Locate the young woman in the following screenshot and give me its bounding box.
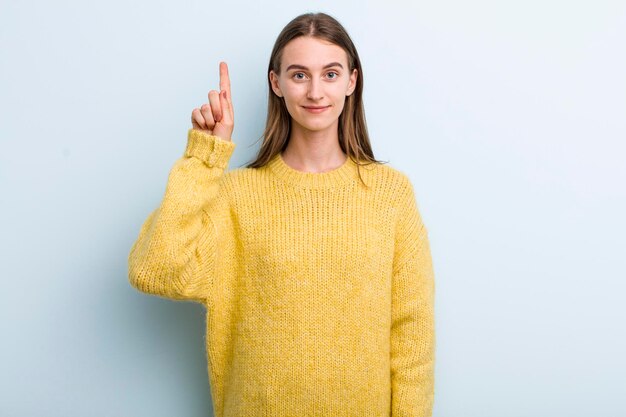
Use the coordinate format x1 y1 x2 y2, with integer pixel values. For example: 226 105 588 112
128 12 435 417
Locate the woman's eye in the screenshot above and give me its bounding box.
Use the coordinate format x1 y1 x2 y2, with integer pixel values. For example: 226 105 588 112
292 72 339 80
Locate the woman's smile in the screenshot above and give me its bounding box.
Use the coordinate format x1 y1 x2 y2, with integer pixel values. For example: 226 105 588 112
302 105 330 113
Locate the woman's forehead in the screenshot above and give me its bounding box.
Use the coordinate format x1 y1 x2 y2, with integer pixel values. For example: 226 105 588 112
281 37 348 70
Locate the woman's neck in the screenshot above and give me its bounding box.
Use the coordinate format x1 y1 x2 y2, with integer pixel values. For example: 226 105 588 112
281 122 346 174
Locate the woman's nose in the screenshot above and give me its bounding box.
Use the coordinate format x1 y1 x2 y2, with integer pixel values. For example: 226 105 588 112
307 78 323 100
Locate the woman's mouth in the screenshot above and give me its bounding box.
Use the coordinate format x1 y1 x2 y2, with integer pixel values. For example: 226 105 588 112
302 105 330 113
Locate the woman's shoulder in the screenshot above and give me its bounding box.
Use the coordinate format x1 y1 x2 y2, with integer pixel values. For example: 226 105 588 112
360 160 415 194
219 163 274 194
220 164 257 187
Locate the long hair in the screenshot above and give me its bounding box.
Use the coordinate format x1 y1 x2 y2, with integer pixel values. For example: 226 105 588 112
245 12 387 186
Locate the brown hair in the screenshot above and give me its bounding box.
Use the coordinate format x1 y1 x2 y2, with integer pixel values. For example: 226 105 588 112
244 12 387 187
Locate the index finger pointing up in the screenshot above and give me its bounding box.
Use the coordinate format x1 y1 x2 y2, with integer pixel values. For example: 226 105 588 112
219 61 233 115
219 62 231 98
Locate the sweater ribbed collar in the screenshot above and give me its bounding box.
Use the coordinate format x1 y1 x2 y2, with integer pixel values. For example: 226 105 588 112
267 152 358 188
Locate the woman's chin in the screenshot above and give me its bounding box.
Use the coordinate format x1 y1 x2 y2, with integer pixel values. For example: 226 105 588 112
293 117 336 132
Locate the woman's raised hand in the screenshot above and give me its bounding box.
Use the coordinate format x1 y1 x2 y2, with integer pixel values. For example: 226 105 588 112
191 61 235 142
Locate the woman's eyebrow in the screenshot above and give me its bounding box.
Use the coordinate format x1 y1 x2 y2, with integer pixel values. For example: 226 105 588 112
285 62 344 71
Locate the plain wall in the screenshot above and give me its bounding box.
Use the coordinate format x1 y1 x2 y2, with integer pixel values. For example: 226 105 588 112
1 0 625 416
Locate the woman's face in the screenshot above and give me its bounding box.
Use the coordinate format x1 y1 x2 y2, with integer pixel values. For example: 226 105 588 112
269 36 358 135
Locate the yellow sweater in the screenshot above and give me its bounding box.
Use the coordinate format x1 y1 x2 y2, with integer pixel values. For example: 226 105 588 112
128 129 436 417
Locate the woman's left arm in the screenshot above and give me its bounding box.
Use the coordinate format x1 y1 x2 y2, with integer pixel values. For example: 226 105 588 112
390 176 436 417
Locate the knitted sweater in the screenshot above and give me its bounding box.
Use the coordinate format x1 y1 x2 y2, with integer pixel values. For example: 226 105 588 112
128 129 436 417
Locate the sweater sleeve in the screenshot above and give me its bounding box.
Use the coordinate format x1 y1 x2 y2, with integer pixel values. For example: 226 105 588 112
127 128 236 304
390 176 436 417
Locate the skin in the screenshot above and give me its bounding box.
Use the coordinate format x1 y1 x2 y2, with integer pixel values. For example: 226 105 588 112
269 36 358 173
191 62 234 142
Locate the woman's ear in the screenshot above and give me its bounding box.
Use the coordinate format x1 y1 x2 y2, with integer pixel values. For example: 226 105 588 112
269 71 283 97
346 68 358 96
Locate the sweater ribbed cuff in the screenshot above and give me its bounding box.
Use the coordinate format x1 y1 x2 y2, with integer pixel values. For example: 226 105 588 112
184 128 236 169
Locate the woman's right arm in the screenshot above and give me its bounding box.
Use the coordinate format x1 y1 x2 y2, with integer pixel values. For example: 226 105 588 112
128 61 236 303
127 129 235 303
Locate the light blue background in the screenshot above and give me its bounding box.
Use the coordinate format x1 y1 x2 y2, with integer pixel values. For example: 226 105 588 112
1 1 625 416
